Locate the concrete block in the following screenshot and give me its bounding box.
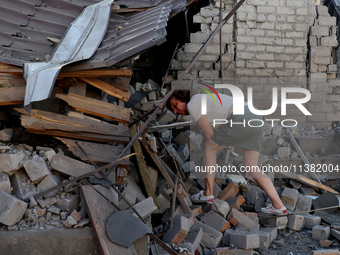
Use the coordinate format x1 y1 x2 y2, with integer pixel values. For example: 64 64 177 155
229 229 259 249
201 210 231 233
51 154 94 177
45 150 56 162
260 227 277 243
184 227 203 251
132 196 158 219
317 5 330 16
318 16 337 26
10 169 39 200
37 174 60 198
295 194 313 212
310 26 330 37
221 228 234 246
277 147 290 158
0 128 13 142
331 228 340 241
281 187 299 211
55 195 80 212
193 219 223 248
287 215 305 231
226 195 245 210
163 215 193 244
260 215 287 230
158 110 176 125
313 225 331 240
321 36 338 47
0 151 25 176
212 199 230 218
23 155 51 184
177 143 189 161
156 192 170 213
256 230 271 249
0 172 11 193
0 190 27 225
212 247 233 255
304 214 322 229
272 125 282 136
228 208 260 230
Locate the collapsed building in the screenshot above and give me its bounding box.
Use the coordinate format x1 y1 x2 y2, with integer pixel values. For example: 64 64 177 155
0 0 339 254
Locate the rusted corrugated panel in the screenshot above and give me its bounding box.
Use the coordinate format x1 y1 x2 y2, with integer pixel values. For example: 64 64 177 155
0 0 183 70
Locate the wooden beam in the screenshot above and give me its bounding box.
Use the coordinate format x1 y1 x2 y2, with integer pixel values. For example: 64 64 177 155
0 66 132 78
81 77 130 102
0 87 25 105
129 125 160 211
16 108 130 137
81 185 138 255
140 138 193 217
56 93 131 124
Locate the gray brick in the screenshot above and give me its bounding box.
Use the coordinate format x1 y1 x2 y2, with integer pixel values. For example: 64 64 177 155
318 16 337 26
295 194 313 212
51 154 94 177
184 227 203 251
277 147 290 158
132 196 158 219
55 195 80 212
321 36 338 47
281 187 299 211
177 143 189 161
0 172 10 194
229 229 259 249
310 26 330 37
193 219 223 248
0 129 13 142
212 199 230 218
260 227 278 243
201 210 231 233
260 215 287 230
10 169 39 200
163 215 193 244
304 214 321 229
0 151 26 176
0 190 27 226
23 155 50 184
312 225 330 240
287 215 305 231
37 174 60 198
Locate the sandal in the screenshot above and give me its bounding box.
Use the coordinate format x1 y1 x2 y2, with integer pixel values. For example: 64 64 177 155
191 190 214 204
261 204 288 216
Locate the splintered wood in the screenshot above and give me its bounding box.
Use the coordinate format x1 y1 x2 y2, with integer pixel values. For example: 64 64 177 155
56 93 130 124
16 108 130 144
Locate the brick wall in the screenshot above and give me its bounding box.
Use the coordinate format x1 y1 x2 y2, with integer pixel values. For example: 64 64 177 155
171 0 339 128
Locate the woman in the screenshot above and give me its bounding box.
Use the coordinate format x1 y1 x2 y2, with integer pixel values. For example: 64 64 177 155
166 89 287 215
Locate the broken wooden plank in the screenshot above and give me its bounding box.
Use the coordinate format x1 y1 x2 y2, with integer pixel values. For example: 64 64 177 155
56 93 131 124
148 121 193 132
140 138 193 217
0 66 131 78
56 137 129 167
129 125 160 211
0 87 25 105
81 77 130 102
80 185 138 255
16 108 130 137
277 171 339 194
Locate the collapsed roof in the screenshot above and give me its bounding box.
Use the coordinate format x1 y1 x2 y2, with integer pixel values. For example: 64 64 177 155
0 0 186 71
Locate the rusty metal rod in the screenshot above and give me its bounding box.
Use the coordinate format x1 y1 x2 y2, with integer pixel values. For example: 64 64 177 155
260 205 340 220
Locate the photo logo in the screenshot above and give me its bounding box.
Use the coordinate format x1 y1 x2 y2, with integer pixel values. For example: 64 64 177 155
198 81 223 106
201 84 312 128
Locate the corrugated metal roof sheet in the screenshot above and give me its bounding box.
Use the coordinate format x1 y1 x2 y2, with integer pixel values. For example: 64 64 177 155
0 0 185 70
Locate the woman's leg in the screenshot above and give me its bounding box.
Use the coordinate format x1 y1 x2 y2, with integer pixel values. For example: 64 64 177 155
243 148 285 209
203 139 226 196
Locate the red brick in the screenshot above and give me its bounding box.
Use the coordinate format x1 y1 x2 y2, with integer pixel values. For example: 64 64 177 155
217 183 239 201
